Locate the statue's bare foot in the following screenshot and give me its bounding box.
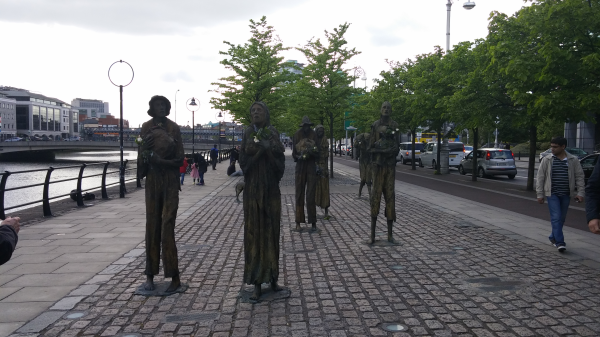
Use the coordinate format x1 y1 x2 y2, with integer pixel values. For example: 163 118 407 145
165 275 180 293
367 237 375 245
388 236 397 244
295 222 301 230
324 208 329 217
271 281 282 292
250 283 261 300
143 275 155 291
311 223 317 231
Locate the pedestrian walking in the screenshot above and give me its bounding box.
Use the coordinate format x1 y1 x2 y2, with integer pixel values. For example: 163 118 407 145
584 156 600 234
179 157 188 185
196 155 208 185
210 144 219 170
536 136 585 252
190 160 200 185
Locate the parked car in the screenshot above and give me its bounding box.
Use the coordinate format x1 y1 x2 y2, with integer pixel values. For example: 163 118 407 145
458 148 517 179
397 142 424 165
40 135 52 141
30 136 43 141
464 146 473 152
540 147 588 162
580 153 599 185
4 137 23 142
539 148 552 162
566 147 588 159
64 136 81 141
420 142 466 168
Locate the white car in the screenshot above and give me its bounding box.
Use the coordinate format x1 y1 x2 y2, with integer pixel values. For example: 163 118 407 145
420 142 466 168
397 142 424 165
4 137 23 142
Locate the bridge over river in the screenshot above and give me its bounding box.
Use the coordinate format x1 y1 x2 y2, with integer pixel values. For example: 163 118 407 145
0 140 239 160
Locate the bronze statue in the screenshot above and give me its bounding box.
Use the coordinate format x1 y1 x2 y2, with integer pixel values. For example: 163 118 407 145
138 95 183 293
355 133 372 198
314 125 330 217
292 116 319 231
368 101 400 244
240 102 286 301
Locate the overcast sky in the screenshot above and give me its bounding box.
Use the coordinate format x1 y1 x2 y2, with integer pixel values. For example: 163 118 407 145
0 0 529 128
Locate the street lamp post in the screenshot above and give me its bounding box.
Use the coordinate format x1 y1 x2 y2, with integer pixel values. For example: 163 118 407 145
441 0 476 174
353 67 364 88
174 89 180 125
187 97 200 155
216 111 224 163
108 60 134 198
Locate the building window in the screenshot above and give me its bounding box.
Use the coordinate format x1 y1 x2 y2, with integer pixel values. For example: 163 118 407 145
16 106 29 129
41 107 47 131
33 105 40 130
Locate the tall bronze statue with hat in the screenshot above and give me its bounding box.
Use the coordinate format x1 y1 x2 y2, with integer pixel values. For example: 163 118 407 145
137 95 184 293
314 125 330 217
292 116 319 231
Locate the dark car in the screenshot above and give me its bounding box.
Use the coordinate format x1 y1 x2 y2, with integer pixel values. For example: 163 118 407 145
580 153 599 185
566 147 588 159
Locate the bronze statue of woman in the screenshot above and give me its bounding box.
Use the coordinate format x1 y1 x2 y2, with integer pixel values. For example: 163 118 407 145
240 101 286 300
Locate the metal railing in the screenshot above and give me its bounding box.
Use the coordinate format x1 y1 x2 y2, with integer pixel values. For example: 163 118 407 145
0 148 236 219
0 160 140 219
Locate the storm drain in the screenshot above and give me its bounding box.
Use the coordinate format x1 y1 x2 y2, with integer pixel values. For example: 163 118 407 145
164 312 220 323
465 277 525 293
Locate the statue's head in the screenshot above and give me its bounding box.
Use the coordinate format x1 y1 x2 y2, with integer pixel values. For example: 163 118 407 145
299 116 314 133
380 101 392 117
147 95 171 118
315 124 325 138
364 132 370 140
250 102 270 127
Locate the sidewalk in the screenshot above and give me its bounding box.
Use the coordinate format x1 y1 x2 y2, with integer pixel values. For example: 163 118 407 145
3 153 600 336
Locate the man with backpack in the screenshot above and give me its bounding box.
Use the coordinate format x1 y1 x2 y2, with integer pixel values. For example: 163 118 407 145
210 144 219 170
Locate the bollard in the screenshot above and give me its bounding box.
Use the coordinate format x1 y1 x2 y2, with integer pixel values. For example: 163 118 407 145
43 167 55 216
101 162 110 199
0 172 11 220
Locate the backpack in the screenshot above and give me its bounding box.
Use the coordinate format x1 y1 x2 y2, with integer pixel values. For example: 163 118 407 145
210 148 218 158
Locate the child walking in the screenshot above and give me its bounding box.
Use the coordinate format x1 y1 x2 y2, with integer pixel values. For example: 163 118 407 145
190 161 200 185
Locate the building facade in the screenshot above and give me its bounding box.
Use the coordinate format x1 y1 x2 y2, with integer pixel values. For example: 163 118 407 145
0 93 17 141
0 87 79 140
71 98 110 119
564 118 598 154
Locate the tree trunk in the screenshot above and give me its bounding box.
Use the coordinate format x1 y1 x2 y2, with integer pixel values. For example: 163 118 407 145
472 127 478 182
526 125 537 191
329 114 334 179
411 129 417 170
435 130 442 174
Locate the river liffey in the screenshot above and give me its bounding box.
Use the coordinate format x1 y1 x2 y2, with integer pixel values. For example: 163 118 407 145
0 151 138 215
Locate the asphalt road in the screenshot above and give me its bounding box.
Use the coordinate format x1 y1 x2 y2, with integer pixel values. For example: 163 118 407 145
332 155 588 233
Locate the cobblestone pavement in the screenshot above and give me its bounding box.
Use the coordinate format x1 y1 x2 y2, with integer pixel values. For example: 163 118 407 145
18 157 600 337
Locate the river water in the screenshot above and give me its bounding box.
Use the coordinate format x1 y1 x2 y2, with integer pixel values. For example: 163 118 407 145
1 151 138 215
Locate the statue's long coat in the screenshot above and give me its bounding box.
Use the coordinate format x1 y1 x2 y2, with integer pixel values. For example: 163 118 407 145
240 125 285 285
138 118 183 278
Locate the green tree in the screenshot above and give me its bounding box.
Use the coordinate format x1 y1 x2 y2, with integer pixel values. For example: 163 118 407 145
295 23 361 178
488 1 598 190
210 17 296 127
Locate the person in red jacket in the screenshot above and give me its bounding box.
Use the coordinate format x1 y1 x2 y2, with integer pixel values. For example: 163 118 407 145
179 157 188 185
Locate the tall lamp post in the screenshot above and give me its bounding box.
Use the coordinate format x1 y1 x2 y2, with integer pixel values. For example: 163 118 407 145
216 111 224 163
187 97 200 155
108 60 134 198
174 89 180 125
441 0 475 174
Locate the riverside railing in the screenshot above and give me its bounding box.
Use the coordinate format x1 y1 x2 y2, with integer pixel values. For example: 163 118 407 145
0 160 139 219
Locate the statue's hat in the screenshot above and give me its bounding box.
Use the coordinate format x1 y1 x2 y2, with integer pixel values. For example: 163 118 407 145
299 116 314 127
